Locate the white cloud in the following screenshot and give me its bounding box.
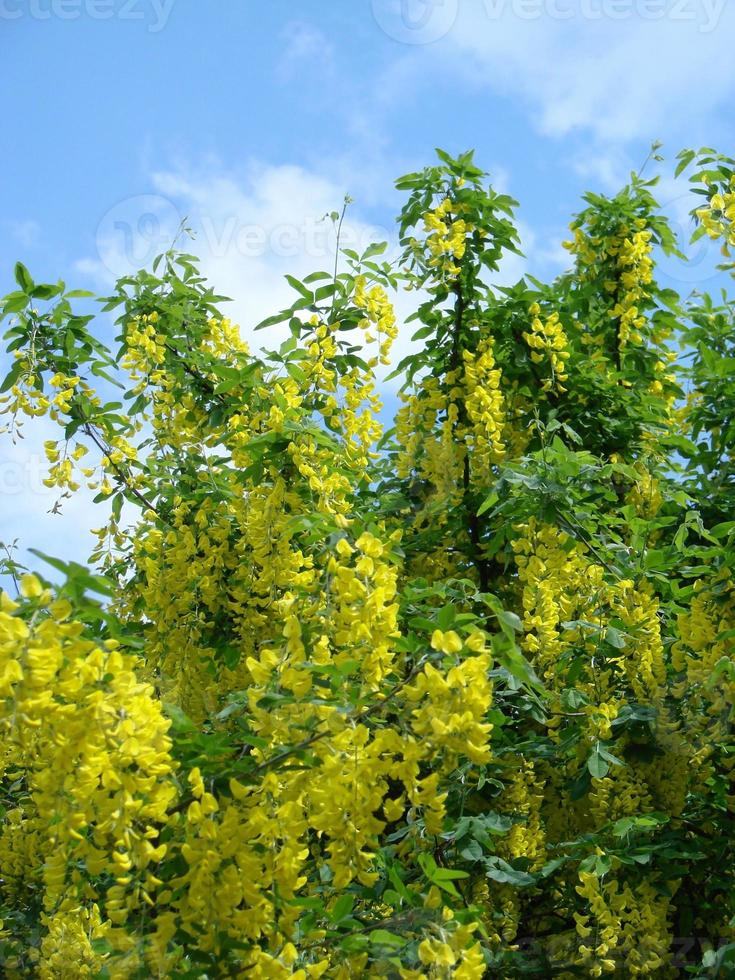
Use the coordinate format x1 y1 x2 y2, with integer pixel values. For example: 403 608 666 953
571 144 636 192
277 21 336 82
384 0 735 143
5 219 40 249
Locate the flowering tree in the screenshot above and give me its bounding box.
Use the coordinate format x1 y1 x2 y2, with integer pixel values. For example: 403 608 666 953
0 148 734 978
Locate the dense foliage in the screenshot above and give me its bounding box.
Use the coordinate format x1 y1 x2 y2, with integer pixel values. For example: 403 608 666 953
0 148 734 978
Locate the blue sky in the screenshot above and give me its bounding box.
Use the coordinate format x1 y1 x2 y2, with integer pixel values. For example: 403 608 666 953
1 0 734 582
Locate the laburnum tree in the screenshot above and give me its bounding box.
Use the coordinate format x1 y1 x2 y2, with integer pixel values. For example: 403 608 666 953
0 147 734 978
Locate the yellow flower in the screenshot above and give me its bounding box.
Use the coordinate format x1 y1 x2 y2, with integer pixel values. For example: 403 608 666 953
19 574 44 599
431 629 463 654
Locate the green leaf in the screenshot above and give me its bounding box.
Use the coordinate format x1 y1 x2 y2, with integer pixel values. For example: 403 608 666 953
329 894 355 923
369 930 405 948
587 741 615 779
0 360 24 393
675 149 696 178
497 609 523 633
362 241 388 260
27 549 114 597
484 857 536 887
164 703 197 733
460 839 484 862
3 291 30 314
284 275 313 302
604 627 626 650
477 491 498 516
30 282 63 301
597 745 625 768
579 852 613 876
561 688 589 710
539 857 567 878
111 493 124 522
478 812 514 835
491 634 544 693
14 262 33 293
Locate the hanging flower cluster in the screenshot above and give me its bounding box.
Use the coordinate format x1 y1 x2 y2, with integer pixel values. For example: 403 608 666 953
522 304 570 392
422 198 468 277
695 176 735 249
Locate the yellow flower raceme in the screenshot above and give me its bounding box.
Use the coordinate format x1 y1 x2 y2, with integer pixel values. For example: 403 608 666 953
523 305 570 392
354 275 398 365
695 177 735 249
404 636 493 767
422 198 469 277
0 580 176 971
462 336 506 475
574 872 671 976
